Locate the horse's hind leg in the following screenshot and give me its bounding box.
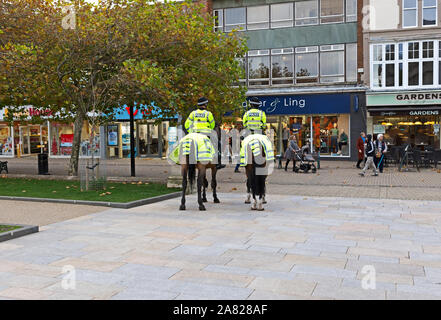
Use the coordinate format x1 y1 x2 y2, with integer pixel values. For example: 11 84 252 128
180 164 187 211
245 165 252 204
256 174 266 211
211 167 220 203
197 164 206 211
202 177 208 202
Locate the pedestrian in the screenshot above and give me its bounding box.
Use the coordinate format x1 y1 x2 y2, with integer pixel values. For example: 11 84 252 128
282 125 289 152
374 133 388 173
359 134 378 177
356 132 366 169
284 135 300 172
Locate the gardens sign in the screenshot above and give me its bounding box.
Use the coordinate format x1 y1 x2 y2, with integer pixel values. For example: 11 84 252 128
367 91 441 106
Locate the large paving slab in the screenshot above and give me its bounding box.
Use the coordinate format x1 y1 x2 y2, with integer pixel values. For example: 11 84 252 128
0 193 440 300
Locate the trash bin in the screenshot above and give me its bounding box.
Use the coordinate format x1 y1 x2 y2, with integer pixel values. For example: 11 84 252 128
38 153 49 175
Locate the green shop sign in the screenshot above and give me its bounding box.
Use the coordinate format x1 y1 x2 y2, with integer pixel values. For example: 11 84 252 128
367 91 441 106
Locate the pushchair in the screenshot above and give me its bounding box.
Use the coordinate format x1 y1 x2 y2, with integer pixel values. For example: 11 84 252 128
293 144 317 173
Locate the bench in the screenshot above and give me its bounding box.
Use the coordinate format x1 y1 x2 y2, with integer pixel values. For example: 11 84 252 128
0 161 8 174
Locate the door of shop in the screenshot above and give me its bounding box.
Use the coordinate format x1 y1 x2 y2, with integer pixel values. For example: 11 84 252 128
138 122 162 157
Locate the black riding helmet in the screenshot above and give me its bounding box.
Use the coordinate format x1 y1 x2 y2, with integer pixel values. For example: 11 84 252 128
197 97 208 109
248 96 262 109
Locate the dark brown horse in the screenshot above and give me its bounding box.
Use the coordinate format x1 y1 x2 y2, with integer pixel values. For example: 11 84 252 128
179 139 219 211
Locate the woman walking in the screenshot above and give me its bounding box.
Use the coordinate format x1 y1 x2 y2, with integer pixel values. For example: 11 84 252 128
356 132 366 169
374 134 388 173
359 134 378 177
285 135 300 172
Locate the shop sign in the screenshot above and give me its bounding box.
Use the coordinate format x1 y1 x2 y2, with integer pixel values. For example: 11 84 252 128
242 94 351 116
369 109 441 116
373 125 386 134
367 91 441 106
0 106 52 121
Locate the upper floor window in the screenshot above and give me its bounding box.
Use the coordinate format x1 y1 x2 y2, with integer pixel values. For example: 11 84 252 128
247 5 269 30
271 48 294 85
371 41 440 89
320 0 344 24
271 3 294 28
403 0 418 28
295 0 319 26
320 44 345 82
224 7 246 32
346 0 357 22
248 50 270 86
214 9 223 32
295 46 319 83
423 0 437 26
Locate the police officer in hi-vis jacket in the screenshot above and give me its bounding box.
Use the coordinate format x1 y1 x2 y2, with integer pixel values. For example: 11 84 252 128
243 97 267 133
184 97 225 169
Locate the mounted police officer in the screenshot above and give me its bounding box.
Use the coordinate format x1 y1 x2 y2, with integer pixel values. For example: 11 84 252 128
243 97 266 134
184 97 225 169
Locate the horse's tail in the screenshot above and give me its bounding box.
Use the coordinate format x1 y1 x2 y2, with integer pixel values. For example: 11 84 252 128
188 163 196 191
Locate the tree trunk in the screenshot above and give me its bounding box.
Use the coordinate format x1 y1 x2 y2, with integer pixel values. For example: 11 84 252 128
68 109 85 176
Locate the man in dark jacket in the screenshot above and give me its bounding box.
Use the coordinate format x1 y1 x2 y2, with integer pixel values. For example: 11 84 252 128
359 134 378 177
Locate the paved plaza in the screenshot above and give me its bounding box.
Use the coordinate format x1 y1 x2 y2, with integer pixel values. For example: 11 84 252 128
1 193 441 300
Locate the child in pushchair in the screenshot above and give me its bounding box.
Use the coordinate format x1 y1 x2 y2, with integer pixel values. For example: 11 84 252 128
293 144 317 173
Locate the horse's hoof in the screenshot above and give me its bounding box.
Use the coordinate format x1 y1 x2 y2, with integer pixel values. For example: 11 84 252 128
179 205 186 211
199 205 206 211
263 201 267 204
245 200 251 204
202 198 208 203
257 208 265 211
251 206 257 211
214 198 220 203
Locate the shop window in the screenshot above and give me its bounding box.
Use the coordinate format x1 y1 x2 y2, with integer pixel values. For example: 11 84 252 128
346 0 357 22
247 5 269 30
248 50 270 86
295 46 318 83
224 7 246 32
423 0 437 26
320 45 345 83
50 122 74 156
346 43 357 82
214 9 223 32
295 0 318 26
403 0 418 28
284 114 350 156
271 48 294 85
271 3 293 28
320 0 344 24
0 126 13 157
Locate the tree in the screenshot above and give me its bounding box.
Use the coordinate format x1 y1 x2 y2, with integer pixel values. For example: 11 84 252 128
0 0 247 175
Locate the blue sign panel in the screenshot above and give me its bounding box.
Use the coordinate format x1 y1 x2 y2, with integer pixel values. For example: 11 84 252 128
112 103 178 120
245 93 351 116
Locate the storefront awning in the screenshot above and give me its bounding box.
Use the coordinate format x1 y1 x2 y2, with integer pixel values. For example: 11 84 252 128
368 106 441 116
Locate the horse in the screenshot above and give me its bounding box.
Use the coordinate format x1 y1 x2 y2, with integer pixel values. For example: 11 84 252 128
240 134 274 211
170 132 219 211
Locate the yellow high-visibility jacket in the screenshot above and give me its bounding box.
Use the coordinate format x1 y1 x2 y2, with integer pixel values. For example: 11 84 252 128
243 108 266 131
240 134 275 166
169 133 215 164
184 109 215 134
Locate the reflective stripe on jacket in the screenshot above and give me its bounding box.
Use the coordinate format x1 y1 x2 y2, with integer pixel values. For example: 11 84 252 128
240 134 275 166
184 109 215 134
169 133 215 164
243 109 266 130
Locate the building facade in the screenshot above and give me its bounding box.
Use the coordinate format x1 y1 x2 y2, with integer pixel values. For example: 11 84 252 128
211 0 366 160
362 0 441 149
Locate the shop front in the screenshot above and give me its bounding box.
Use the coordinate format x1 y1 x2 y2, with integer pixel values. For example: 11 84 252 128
0 106 50 157
48 121 100 158
367 91 441 149
242 92 365 161
105 106 171 159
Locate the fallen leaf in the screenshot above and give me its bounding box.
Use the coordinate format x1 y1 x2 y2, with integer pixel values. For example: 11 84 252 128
232 188 237 191
22 190 26 193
